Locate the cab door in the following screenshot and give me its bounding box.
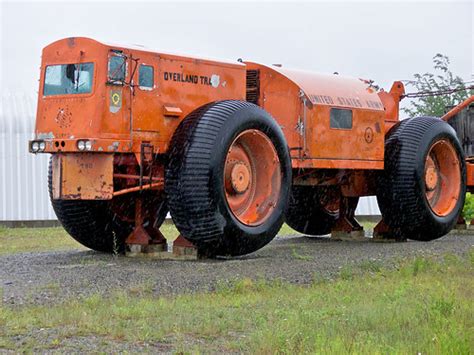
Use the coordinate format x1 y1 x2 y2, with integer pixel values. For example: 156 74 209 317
105 50 131 138
130 60 160 142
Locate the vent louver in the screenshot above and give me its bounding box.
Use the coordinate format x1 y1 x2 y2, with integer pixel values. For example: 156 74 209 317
246 70 260 105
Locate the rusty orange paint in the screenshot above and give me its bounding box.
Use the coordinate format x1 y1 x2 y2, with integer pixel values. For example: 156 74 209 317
34 37 246 156
52 153 113 199
245 62 387 169
466 162 474 188
377 81 405 124
34 38 394 164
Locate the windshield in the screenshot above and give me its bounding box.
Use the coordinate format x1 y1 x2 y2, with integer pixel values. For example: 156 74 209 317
43 63 94 96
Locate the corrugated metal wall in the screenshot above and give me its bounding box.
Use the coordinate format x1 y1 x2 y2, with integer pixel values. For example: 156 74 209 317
0 93 380 222
0 93 56 220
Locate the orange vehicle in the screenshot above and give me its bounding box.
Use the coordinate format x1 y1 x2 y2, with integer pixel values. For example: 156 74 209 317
29 37 471 256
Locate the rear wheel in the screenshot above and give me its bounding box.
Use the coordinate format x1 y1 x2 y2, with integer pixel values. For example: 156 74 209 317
165 100 291 257
285 186 341 235
377 117 466 241
48 159 168 253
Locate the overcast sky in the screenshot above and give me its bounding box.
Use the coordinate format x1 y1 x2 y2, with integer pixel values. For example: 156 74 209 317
1 0 472 100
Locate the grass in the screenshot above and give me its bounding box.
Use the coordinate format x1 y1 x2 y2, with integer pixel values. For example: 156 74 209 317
1 251 473 353
0 222 300 255
278 222 300 237
0 220 397 255
0 227 84 255
291 246 313 261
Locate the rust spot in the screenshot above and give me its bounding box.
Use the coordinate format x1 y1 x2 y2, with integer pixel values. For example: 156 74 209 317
55 107 72 128
55 153 114 200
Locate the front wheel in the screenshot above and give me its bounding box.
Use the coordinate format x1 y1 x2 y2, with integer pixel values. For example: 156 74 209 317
376 117 466 241
165 100 292 256
48 158 168 253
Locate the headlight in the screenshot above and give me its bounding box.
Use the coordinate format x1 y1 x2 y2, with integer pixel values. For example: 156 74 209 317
31 141 40 152
39 141 46 151
77 140 92 151
77 140 86 151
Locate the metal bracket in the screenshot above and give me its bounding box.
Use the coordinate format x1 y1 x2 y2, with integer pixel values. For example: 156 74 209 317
299 90 308 154
139 143 154 189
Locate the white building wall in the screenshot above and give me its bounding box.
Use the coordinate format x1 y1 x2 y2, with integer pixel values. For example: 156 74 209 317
355 196 381 216
0 92 380 221
0 93 56 221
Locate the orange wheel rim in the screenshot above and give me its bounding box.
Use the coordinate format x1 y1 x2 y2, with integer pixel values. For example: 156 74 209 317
224 129 281 226
424 139 461 217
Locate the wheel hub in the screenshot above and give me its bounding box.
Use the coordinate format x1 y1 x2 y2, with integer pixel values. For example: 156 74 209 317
230 162 250 193
425 155 439 191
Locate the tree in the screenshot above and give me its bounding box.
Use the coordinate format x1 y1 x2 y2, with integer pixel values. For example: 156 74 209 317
403 54 473 118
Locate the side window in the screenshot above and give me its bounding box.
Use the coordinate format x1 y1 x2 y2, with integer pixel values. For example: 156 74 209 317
108 55 126 83
139 65 154 89
330 108 353 129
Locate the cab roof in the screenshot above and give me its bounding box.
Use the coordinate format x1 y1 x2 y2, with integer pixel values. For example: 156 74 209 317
44 37 245 69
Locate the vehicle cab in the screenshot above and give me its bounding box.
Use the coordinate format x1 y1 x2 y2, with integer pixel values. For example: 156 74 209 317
30 37 246 155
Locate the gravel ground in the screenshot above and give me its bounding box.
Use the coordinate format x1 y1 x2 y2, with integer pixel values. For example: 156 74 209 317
1 232 474 306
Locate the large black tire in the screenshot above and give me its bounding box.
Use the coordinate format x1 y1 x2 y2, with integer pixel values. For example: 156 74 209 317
165 100 292 257
377 117 466 241
285 186 339 235
48 159 168 253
